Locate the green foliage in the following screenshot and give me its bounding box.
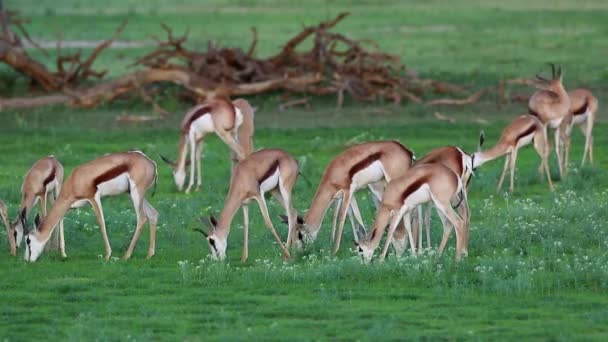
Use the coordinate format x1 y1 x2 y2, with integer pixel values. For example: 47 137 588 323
1 0 608 340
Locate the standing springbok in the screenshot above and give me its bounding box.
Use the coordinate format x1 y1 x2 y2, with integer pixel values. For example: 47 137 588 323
195 149 298 262
398 146 474 253
160 97 255 193
288 141 414 254
528 64 571 177
1 156 65 256
473 115 553 193
356 163 469 262
24 151 159 262
558 89 598 174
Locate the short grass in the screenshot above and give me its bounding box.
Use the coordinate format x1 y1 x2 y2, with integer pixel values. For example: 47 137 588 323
1 0 608 340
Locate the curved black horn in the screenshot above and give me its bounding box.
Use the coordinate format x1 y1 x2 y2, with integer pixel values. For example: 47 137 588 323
158 154 175 166
557 65 562 78
193 228 209 238
535 73 549 82
549 63 556 78
479 130 486 148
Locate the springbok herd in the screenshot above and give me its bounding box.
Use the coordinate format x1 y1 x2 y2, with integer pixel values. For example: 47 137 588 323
0 64 598 263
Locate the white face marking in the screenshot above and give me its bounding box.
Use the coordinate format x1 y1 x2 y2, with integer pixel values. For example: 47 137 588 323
207 234 227 260
234 107 244 127
351 160 385 190
173 168 186 191
97 173 130 197
24 233 45 262
356 242 374 263
260 168 280 193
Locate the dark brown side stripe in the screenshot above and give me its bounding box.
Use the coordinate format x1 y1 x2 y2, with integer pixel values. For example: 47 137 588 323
94 164 130 187
528 107 540 117
400 176 430 204
42 166 56 187
572 101 588 116
182 105 211 133
348 152 382 180
515 123 537 143
259 160 280 185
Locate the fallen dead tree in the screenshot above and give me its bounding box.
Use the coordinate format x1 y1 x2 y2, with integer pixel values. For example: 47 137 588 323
0 8 531 112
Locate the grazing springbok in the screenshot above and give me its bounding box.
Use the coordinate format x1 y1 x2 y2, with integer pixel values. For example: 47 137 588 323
473 115 553 193
1 156 65 256
558 89 598 174
396 146 474 253
24 151 159 262
288 141 414 254
160 97 255 193
528 64 571 177
196 149 298 262
356 163 469 262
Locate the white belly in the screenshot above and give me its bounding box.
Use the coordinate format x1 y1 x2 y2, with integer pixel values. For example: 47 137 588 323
352 160 385 190
260 168 280 193
97 173 130 197
190 114 215 139
548 117 563 129
517 132 535 148
572 112 589 125
403 184 431 208
44 179 58 194
235 107 243 128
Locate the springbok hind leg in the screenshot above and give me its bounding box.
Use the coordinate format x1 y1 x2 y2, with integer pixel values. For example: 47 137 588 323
508 147 519 193
143 199 158 259
496 154 510 193
124 191 147 260
255 195 291 259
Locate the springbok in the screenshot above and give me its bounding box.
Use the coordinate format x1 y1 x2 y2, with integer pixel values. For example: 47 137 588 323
288 141 414 254
24 151 159 262
558 88 598 174
356 163 469 262
160 97 255 193
196 148 298 262
528 64 571 177
473 115 553 193
398 146 474 253
2 156 65 256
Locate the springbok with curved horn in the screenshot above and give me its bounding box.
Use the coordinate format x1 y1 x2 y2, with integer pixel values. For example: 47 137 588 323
398 146 474 253
24 151 159 262
160 97 255 193
473 115 553 193
2 156 65 256
195 149 298 262
288 141 414 254
558 89 598 174
528 63 571 177
356 163 469 263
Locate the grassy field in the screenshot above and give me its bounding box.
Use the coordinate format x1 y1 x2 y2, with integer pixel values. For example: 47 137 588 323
1 0 608 340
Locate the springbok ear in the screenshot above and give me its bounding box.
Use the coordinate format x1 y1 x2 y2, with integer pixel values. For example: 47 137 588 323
279 214 289 224
209 215 218 227
479 130 485 148
296 216 304 225
34 213 41 229
19 208 27 227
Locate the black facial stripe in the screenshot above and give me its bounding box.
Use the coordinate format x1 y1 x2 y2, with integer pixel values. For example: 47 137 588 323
297 231 303 240
209 238 217 251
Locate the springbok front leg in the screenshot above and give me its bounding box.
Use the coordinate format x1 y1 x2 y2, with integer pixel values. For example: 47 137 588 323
195 140 204 192
330 196 342 243
332 188 354 255
496 153 510 193
508 146 519 193
255 194 291 259
380 210 406 262
241 203 249 262
581 116 594 165
90 195 112 260
554 128 565 179
185 135 197 194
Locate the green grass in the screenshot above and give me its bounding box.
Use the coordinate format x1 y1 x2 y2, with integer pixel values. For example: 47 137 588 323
1 0 608 340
